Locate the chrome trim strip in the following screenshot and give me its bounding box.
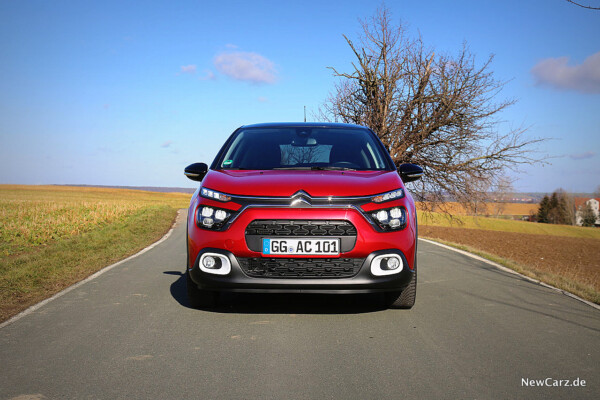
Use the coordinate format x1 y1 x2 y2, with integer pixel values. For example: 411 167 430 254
201 188 404 204
199 189 404 232
225 189 404 205
226 204 382 231
228 193 374 202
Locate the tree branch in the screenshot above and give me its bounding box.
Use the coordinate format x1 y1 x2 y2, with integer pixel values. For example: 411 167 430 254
566 0 600 10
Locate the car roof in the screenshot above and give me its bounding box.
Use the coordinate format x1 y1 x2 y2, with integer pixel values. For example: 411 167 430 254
239 122 369 130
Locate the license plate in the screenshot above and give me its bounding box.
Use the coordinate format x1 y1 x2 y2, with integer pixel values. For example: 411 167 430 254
262 238 340 255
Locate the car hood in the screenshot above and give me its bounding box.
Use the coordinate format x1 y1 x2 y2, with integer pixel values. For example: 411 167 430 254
201 170 403 197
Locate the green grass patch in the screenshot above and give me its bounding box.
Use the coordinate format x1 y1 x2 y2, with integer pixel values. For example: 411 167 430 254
418 211 600 239
0 185 191 322
0 205 178 322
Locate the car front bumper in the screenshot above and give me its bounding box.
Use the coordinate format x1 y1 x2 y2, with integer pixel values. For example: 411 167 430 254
188 248 415 294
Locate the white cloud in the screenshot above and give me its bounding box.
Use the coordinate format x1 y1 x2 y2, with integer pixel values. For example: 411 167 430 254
199 70 216 81
214 51 277 84
160 140 173 148
180 65 197 74
257 96 268 102
531 51 600 94
569 151 596 160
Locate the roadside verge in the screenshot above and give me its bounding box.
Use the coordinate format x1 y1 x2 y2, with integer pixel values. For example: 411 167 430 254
420 237 600 311
0 209 185 329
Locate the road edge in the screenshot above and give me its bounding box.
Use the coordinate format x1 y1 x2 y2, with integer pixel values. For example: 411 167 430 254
0 209 186 330
419 238 600 311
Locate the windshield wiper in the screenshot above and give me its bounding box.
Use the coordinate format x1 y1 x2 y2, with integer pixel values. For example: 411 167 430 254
272 166 358 171
272 167 313 170
311 166 357 171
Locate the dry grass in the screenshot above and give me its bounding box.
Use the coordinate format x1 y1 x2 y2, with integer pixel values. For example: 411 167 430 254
0 185 191 322
417 210 600 239
418 201 538 216
0 185 191 256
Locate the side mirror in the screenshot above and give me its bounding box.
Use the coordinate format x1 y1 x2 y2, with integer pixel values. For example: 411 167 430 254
398 163 423 183
184 162 208 182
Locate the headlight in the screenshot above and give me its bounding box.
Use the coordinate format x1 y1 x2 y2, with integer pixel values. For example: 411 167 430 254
196 206 234 230
371 189 404 203
369 206 407 231
200 187 232 202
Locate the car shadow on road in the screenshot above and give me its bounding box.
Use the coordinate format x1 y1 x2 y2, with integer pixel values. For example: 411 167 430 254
164 270 386 315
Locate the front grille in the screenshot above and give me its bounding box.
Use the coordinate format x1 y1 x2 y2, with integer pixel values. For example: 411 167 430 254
245 220 357 237
239 257 364 278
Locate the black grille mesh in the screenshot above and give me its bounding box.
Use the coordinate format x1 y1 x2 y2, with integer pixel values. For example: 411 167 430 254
239 257 363 278
245 220 357 237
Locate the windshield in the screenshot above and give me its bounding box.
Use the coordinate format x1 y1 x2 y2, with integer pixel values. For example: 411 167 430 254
216 127 391 171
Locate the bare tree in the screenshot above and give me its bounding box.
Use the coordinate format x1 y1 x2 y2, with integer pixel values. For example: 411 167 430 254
281 145 323 165
492 176 514 217
318 7 544 214
556 188 576 225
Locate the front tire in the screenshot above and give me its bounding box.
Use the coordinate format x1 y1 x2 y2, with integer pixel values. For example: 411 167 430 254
186 271 219 309
385 262 417 309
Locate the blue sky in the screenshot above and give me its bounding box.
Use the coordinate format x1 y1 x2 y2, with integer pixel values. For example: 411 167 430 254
1 0 599 192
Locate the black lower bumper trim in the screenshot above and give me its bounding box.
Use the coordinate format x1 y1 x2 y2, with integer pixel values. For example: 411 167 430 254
238 257 363 278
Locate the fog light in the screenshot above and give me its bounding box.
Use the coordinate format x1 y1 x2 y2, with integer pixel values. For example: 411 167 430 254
214 209 227 221
386 257 400 270
201 207 214 217
202 256 216 269
371 254 404 276
202 217 214 227
389 219 400 228
199 253 232 275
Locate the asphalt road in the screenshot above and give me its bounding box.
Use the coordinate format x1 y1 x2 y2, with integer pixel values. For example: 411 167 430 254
1 212 599 400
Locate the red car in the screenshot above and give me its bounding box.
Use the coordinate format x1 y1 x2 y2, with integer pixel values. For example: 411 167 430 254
184 123 423 309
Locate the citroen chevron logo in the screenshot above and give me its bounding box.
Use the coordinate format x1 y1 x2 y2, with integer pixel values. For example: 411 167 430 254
290 190 312 207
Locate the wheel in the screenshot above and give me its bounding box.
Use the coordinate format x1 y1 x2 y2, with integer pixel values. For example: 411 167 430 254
385 260 417 309
186 271 218 309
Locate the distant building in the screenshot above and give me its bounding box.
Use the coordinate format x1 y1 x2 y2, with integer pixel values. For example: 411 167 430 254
510 197 535 203
574 197 600 226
